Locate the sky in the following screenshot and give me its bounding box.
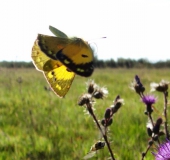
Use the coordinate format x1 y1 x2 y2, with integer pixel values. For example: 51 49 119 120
0 0 170 62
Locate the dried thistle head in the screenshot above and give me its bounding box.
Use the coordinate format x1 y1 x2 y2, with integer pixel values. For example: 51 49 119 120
93 87 108 99
78 93 92 106
86 80 108 99
86 79 98 94
150 80 169 92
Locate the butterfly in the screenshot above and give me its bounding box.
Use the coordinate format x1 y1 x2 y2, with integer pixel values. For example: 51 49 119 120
31 26 94 97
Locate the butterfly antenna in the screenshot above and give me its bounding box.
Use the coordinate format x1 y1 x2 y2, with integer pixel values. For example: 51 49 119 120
88 37 106 43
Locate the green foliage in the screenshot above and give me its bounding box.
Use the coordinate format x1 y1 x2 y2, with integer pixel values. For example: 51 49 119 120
1 58 170 69
0 68 169 159
0 61 34 68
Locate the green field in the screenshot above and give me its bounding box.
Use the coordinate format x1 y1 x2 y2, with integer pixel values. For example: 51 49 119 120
0 68 169 160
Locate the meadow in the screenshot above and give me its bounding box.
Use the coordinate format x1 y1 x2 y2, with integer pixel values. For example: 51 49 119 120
0 68 169 160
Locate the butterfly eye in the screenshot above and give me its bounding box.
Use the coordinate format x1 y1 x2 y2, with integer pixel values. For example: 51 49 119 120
81 54 88 58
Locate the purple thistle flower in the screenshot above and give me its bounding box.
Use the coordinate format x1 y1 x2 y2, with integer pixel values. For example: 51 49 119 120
142 95 157 114
153 139 170 160
142 95 156 106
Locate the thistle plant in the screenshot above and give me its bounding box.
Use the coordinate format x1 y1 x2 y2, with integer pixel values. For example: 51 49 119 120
130 76 170 160
153 139 170 159
78 80 124 160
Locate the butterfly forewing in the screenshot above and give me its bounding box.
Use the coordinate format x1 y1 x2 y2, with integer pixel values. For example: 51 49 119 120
37 34 70 60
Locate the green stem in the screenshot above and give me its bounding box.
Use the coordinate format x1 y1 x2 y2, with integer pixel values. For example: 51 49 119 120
87 103 115 160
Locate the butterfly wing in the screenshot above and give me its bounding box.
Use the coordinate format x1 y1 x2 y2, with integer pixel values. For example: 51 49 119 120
49 25 68 38
36 26 94 77
32 39 51 71
31 40 75 98
37 34 70 60
57 38 94 77
44 66 75 97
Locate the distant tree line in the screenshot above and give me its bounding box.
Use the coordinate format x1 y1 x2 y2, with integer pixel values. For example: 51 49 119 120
0 61 34 68
94 58 170 68
0 58 170 69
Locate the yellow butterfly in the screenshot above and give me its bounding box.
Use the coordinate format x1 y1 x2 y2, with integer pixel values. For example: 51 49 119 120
31 26 94 97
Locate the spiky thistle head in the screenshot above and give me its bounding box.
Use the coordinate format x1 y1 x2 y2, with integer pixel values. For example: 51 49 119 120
142 95 157 114
153 139 170 160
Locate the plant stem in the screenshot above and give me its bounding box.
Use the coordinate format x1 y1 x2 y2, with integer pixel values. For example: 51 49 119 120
148 113 154 127
141 144 152 160
148 113 160 144
87 103 115 160
163 91 169 139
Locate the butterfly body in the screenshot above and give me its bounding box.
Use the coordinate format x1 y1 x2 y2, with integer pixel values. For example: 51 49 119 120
31 26 94 97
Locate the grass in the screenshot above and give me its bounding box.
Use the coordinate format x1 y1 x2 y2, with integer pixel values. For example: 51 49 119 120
0 68 169 160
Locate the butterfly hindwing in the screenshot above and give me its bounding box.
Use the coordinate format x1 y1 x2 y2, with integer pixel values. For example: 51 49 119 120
45 66 75 98
32 40 50 71
31 40 75 98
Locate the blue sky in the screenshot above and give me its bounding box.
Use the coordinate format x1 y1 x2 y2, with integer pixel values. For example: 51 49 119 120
0 0 170 62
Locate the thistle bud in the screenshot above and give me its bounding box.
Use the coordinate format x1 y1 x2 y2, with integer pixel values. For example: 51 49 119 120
104 108 112 119
153 118 163 134
130 75 145 95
